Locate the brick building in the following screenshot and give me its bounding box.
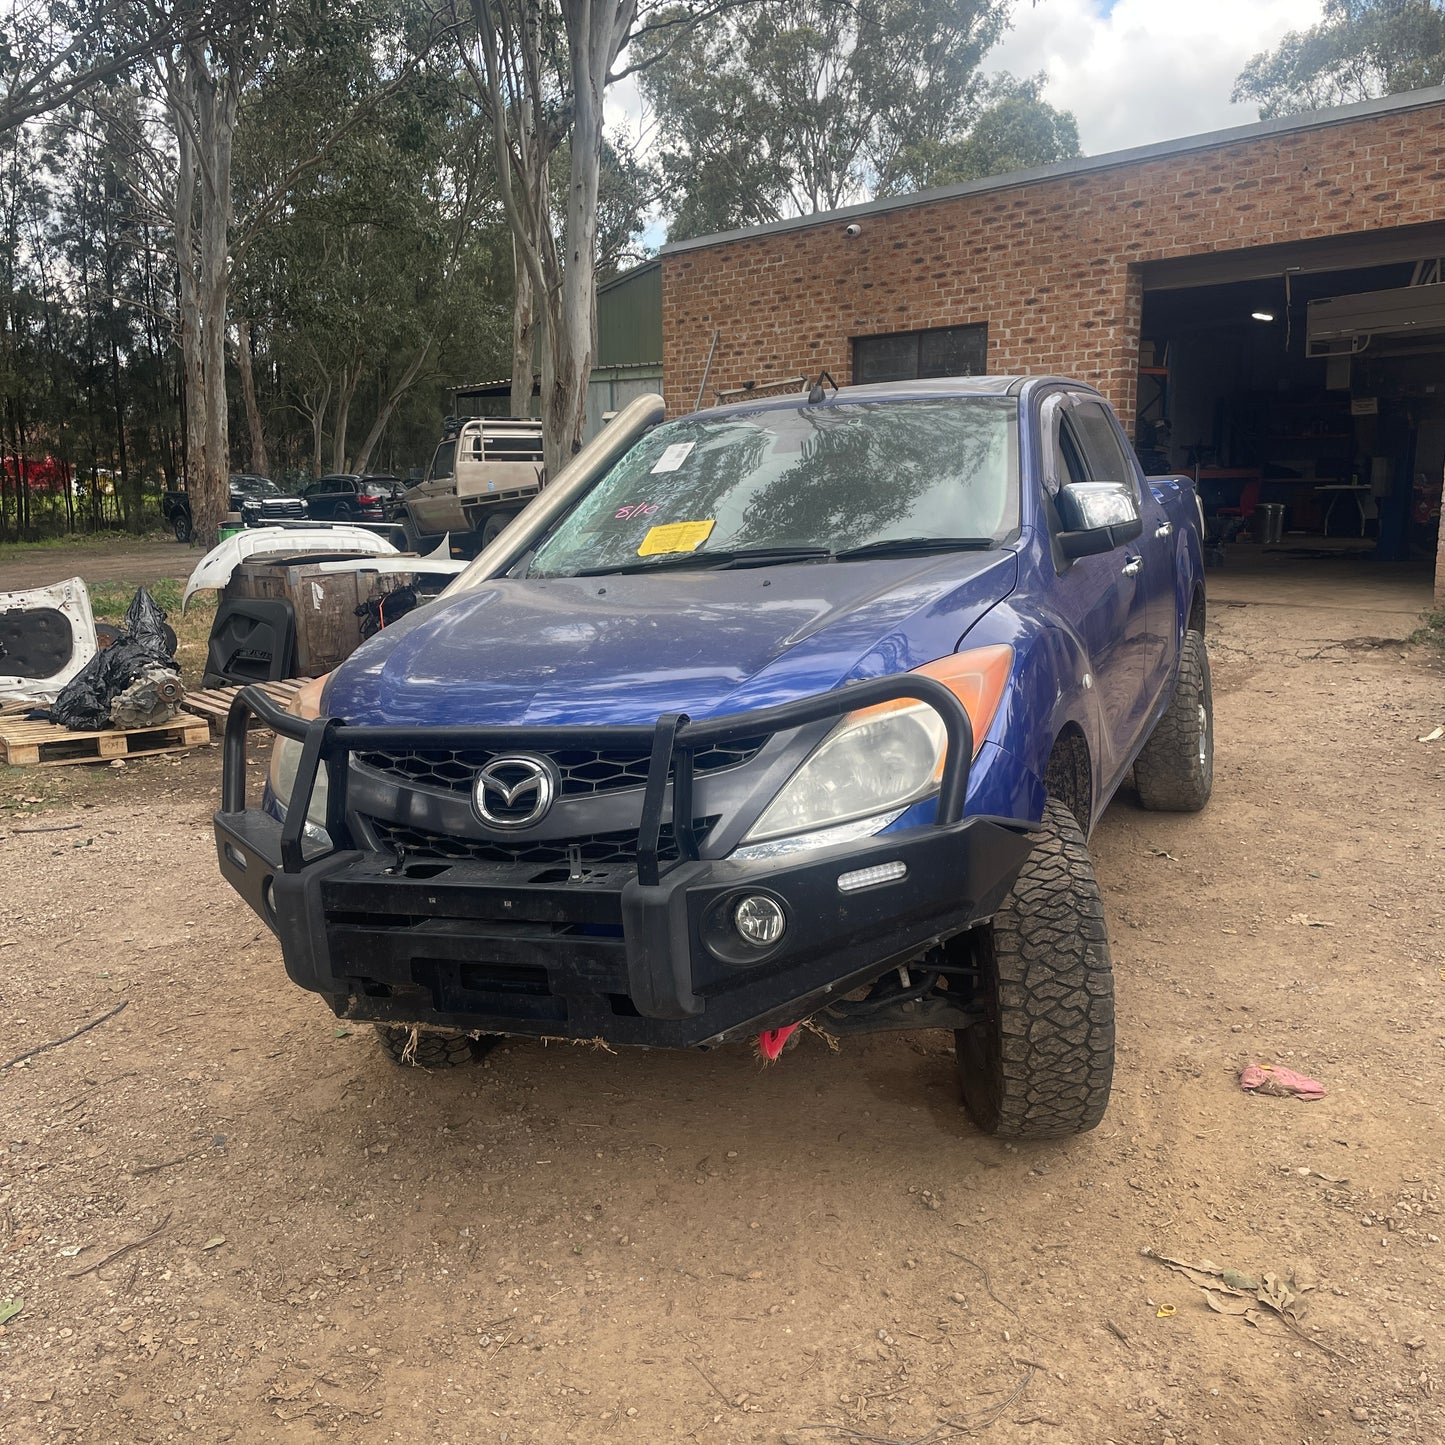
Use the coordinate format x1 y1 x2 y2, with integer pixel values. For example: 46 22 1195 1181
658 88 1445 594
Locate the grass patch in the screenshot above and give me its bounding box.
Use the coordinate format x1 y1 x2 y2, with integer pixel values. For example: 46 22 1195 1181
0 528 171 555
88 577 188 619
1410 610 1445 651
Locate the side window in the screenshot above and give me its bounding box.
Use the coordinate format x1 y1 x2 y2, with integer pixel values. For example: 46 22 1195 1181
1056 419 1089 490
428 441 456 483
1041 394 1089 497
1071 401 1139 496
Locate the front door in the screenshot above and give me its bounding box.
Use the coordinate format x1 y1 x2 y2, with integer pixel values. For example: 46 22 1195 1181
1042 395 1148 791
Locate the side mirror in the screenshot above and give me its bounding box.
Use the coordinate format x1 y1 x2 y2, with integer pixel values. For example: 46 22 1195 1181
1056 481 1143 559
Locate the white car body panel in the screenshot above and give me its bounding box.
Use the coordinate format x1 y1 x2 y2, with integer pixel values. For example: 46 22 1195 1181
0 576 100 703
181 526 401 611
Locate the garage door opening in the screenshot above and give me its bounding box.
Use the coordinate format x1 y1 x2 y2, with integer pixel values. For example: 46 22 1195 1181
1139 254 1445 582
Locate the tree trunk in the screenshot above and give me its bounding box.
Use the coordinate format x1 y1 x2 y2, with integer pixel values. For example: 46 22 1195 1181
332 363 359 473
235 318 269 476
510 234 534 418
304 379 332 480
353 338 434 474
166 44 243 549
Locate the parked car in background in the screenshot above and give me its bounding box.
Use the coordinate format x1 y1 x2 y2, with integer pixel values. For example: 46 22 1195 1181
302 474 407 523
403 417 545 546
162 474 305 541
235 475 308 529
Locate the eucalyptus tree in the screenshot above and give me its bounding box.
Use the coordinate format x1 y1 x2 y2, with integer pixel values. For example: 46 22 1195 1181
157 0 438 545
0 0 185 132
635 0 1079 241
238 64 514 480
1235 0 1445 118
444 0 654 474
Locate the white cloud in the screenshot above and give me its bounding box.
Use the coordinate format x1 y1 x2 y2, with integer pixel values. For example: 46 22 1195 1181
985 0 1327 155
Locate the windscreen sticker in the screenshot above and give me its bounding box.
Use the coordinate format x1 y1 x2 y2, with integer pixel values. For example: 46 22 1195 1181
650 441 695 474
638 519 715 556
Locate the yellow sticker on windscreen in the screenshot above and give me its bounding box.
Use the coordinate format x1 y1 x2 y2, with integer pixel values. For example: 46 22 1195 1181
638 520 715 556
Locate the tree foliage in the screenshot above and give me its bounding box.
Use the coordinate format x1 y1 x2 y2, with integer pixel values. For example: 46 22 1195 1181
1234 0 1445 117
635 0 1080 241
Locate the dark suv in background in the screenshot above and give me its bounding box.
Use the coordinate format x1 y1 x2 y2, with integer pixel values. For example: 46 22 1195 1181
302 474 407 523
163 474 306 540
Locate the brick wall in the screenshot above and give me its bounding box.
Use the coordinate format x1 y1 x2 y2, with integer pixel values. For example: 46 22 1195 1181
661 105 1445 441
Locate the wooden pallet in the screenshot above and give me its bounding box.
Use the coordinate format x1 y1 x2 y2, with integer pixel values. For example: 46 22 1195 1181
0 714 211 767
179 677 313 735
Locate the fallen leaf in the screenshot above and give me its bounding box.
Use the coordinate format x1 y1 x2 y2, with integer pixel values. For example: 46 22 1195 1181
201 1236 226 1251
1287 913 1335 928
0 1298 22 1325
1259 1272 1304 1323
1205 1294 1253 1316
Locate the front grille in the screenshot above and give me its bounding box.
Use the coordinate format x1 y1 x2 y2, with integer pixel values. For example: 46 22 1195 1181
354 740 764 798
363 815 720 866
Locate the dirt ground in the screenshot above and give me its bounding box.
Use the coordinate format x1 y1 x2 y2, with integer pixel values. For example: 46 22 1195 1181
1 548 1442 1445
1 538 194 593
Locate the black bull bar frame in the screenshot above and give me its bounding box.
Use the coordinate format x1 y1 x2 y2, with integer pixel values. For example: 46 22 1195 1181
216 678 1036 1042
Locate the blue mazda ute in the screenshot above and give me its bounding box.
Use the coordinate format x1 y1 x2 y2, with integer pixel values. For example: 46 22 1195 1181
216 375 1212 1138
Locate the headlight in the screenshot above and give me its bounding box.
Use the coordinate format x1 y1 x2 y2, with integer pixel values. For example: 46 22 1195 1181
268 675 332 840
739 645 1013 847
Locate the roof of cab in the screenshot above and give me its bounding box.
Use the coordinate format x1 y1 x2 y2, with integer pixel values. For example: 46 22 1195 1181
694 374 1096 421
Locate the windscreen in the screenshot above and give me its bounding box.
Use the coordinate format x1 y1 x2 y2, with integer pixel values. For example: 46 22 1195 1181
232 477 279 498
528 397 1018 578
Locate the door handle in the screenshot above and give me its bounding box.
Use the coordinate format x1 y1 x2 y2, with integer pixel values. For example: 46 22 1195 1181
1155 522 1173 538
1121 557 1143 577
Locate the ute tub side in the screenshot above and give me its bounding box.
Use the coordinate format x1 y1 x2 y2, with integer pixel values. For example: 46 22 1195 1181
1149 473 1208 648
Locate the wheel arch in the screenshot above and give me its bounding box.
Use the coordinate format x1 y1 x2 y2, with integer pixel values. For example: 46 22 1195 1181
1044 723 1093 834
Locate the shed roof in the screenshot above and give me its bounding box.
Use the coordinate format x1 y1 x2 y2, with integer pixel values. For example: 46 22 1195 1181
660 86 1445 257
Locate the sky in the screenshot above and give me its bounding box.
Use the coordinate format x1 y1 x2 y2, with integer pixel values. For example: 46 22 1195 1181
983 0 1328 155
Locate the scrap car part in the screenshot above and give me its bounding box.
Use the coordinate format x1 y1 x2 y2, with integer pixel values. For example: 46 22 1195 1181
180 525 402 612
0 577 100 704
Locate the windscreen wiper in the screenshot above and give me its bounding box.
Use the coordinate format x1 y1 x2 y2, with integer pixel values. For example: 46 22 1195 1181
832 536 996 561
565 546 832 577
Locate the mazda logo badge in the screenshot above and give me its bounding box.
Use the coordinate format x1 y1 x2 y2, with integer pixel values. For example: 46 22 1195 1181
472 755 557 828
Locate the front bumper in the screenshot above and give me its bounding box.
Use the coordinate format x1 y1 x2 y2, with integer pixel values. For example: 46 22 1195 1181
214 682 1034 1048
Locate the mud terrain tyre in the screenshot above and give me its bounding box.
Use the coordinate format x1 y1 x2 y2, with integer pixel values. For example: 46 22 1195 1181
1134 628 1213 812
173 512 192 543
955 798 1115 1139
375 1025 497 1069
481 509 517 547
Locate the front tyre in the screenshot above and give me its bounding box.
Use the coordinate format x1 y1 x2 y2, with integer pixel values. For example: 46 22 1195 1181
1134 628 1213 812
375 1024 498 1069
955 798 1115 1139
173 512 192 543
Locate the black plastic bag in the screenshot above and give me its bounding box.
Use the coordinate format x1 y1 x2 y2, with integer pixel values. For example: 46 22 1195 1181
123 586 173 653
49 587 180 730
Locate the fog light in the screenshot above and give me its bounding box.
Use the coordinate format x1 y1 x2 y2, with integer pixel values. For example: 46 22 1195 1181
837 861 907 893
734 894 786 947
